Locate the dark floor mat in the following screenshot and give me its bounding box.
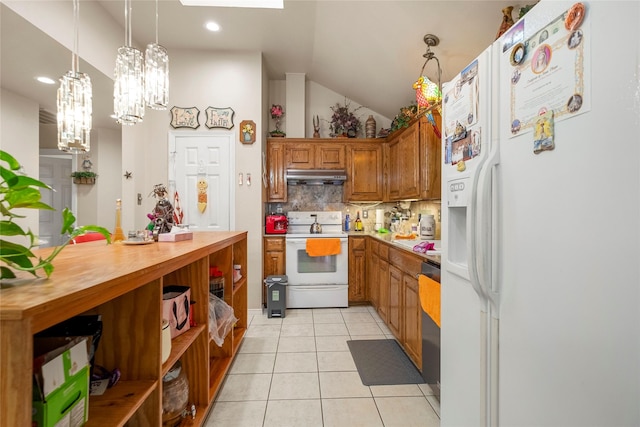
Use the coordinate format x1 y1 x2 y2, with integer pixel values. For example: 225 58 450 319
347 339 425 386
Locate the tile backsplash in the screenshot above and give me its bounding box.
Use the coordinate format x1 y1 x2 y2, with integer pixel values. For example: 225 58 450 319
266 186 441 239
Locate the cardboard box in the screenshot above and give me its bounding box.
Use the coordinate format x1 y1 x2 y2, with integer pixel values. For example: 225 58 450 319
158 231 193 242
32 337 89 427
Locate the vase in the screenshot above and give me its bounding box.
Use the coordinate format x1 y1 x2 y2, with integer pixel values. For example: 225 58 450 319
113 199 125 243
365 115 376 138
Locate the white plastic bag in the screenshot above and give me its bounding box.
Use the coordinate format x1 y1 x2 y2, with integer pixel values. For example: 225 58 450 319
208 293 238 347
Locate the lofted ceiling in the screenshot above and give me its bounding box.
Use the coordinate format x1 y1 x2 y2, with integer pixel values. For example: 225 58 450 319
1 0 527 131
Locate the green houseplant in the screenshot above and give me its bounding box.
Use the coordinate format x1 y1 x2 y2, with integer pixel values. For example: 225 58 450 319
1 150 111 280
70 170 97 184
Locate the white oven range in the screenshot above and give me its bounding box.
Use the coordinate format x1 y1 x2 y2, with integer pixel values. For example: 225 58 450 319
285 211 348 308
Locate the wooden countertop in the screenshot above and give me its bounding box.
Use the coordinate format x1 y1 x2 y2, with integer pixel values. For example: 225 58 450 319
0 231 246 333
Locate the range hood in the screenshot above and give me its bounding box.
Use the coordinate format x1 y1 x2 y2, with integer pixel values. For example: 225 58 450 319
285 169 347 185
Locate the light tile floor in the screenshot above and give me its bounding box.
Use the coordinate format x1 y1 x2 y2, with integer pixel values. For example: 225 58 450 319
205 305 440 427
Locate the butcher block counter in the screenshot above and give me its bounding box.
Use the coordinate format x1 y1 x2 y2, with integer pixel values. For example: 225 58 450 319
0 231 248 426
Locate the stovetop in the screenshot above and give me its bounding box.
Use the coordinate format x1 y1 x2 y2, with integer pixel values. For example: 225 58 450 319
286 211 345 238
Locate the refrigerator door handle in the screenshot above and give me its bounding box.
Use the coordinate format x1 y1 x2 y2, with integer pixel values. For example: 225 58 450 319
476 140 501 316
467 150 489 310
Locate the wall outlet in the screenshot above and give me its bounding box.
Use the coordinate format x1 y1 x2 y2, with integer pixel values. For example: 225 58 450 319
438 209 441 221
363 210 368 218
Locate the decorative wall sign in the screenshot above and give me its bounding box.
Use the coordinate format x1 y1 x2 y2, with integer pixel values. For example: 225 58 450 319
170 106 200 129
205 107 235 129
239 120 256 144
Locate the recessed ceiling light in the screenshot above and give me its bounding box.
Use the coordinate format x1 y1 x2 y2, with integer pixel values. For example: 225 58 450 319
181 0 283 8
206 21 221 32
36 76 56 85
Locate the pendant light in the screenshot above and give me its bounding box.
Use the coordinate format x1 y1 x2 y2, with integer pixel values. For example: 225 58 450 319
114 0 145 125
57 0 92 153
413 34 442 110
145 0 169 109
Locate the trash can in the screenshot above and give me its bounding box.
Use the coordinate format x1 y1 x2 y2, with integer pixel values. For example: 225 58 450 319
264 275 288 318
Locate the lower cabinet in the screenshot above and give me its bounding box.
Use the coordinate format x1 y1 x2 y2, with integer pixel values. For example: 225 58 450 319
378 258 390 323
367 239 380 308
363 239 426 369
348 237 367 303
263 236 286 307
403 273 422 370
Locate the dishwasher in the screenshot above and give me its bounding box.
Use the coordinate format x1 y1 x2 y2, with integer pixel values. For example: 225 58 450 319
420 260 441 390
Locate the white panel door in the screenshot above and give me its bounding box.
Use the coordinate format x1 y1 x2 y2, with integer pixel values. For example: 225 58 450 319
39 156 72 247
169 132 233 231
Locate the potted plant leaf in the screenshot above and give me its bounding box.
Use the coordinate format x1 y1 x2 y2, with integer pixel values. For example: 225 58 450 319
1 150 111 280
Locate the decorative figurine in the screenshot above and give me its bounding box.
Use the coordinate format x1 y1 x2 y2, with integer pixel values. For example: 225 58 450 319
149 184 174 237
313 115 320 138
496 6 515 40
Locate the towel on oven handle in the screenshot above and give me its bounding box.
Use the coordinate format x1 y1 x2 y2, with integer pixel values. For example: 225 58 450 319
305 238 341 257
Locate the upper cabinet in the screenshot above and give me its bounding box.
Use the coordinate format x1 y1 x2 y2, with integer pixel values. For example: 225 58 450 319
419 111 442 200
266 113 441 203
267 140 287 202
344 142 384 202
285 140 345 170
386 123 421 200
385 112 442 201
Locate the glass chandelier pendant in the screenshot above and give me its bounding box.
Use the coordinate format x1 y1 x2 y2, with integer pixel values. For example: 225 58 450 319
114 46 145 124
57 0 91 153
114 0 145 125
144 44 169 109
145 0 169 110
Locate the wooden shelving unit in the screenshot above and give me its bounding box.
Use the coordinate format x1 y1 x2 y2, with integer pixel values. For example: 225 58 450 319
0 231 247 427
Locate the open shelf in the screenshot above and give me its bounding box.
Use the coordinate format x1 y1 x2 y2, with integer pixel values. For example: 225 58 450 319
87 380 157 427
1 232 247 426
162 324 206 376
209 355 234 399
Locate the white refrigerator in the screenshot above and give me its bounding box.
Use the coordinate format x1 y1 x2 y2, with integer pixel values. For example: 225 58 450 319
440 1 640 426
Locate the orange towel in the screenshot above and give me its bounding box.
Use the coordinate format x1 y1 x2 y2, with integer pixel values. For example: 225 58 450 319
419 274 441 328
394 233 417 240
306 238 342 257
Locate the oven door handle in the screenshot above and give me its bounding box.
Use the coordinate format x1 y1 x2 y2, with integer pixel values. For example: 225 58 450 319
286 238 347 245
287 284 346 290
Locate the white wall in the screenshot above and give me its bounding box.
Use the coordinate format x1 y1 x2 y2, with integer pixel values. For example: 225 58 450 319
121 49 265 310
94 128 122 230
1 88 41 244
270 79 393 138
73 127 122 229
3 0 124 78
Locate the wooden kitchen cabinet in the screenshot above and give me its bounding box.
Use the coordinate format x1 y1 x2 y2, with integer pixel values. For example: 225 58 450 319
344 142 384 201
267 139 287 202
366 238 380 308
385 112 442 201
419 112 442 200
389 246 424 368
0 232 247 427
263 236 286 307
348 236 367 303
285 140 345 170
377 243 390 323
403 273 422 370
386 123 420 200
388 263 403 338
